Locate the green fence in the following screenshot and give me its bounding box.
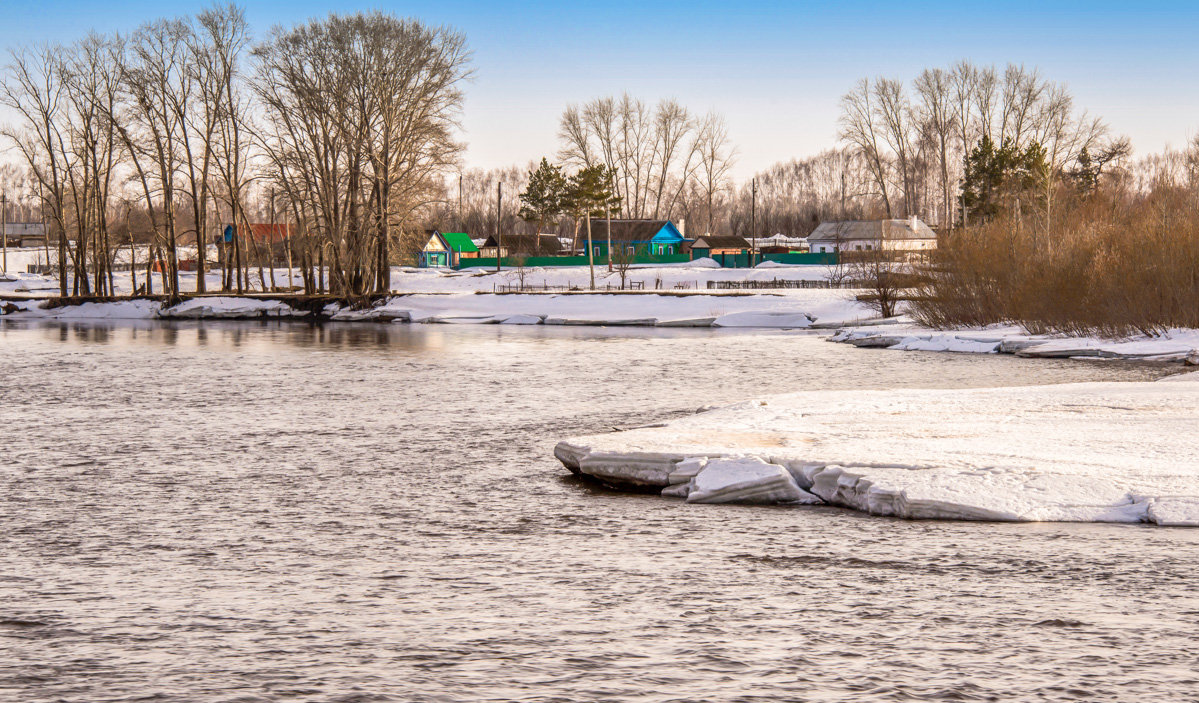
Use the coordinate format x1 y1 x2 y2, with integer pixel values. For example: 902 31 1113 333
762 252 838 266
457 254 692 269
454 251 836 269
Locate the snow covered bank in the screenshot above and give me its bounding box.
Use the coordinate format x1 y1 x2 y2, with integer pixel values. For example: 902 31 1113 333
0 296 309 321
2 289 874 329
327 291 871 328
1 260 835 297
832 322 1199 364
555 375 1199 525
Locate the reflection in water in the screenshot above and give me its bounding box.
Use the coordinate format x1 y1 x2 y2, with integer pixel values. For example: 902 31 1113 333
0 320 1193 703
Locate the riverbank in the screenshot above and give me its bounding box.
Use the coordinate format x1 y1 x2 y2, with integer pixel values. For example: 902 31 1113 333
0 258 831 297
554 371 1199 525
0 288 875 328
832 320 1199 364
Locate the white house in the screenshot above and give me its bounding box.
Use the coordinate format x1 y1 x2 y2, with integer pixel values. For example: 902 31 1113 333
806 217 938 254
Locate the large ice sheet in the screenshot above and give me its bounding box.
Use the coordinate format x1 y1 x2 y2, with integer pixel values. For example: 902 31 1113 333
555 382 1199 525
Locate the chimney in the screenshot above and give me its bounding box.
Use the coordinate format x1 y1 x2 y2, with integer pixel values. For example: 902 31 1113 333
909 214 918 230
678 218 685 237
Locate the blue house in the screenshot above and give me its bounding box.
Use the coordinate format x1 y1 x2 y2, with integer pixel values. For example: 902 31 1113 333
585 219 687 258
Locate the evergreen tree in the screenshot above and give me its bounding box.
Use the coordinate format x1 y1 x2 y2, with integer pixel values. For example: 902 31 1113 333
961 136 1048 223
565 164 621 288
518 158 567 255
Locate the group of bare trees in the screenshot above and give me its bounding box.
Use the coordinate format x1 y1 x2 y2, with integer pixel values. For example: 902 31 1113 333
837 61 1117 229
558 94 736 234
1 6 469 297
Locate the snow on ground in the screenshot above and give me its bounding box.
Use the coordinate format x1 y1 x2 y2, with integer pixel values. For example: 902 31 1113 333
2 287 874 329
1 260 834 297
326 290 871 328
832 322 1199 364
387 260 836 294
554 376 1199 525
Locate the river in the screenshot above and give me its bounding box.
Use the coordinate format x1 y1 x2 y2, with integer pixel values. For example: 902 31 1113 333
1 320 1195 702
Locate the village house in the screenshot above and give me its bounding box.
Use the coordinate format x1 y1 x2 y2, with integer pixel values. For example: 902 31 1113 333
806 217 938 255
418 231 478 267
2 222 47 249
687 235 752 259
478 233 565 259
585 219 687 258
217 223 295 268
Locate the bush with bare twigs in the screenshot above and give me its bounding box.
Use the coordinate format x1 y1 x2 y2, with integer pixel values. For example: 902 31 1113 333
911 187 1199 336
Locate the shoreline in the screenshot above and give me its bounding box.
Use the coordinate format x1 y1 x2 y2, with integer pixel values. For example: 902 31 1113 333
0 290 872 329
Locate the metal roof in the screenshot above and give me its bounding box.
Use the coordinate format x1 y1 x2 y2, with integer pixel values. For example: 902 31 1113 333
807 219 938 242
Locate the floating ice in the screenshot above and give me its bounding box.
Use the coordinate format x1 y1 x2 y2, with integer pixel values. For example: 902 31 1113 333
555 382 1199 525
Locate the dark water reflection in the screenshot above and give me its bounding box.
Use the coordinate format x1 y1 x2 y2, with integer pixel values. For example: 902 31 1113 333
0 320 1195 702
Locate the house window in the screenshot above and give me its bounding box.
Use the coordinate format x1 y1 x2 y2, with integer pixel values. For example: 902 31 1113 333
667 245 674 254
629 246 635 254
593 246 600 257
855 244 862 250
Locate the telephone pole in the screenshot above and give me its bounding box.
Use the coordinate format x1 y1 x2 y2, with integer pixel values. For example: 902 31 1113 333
495 180 502 273
750 178 757 267
1 193 7 274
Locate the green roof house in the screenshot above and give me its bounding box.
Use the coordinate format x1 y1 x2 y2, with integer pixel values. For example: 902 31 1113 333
419 231 479 268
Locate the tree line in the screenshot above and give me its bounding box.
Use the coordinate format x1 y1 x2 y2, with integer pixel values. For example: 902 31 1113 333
1 6 469 297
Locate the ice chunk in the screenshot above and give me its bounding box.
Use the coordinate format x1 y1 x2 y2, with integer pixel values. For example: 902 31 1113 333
577 451 684 487
655 317 717 327
712 311 814 328
668 457 708 484
661 483 691 498
499 314 544 325
544 316 659 326
686 457 821 505
1147 498 1199 526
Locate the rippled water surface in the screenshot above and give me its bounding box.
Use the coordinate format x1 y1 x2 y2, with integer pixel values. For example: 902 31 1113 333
1 320 1196 702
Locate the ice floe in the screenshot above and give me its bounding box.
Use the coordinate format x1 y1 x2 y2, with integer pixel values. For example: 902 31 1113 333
832 324 1199 363
555 381 1199 525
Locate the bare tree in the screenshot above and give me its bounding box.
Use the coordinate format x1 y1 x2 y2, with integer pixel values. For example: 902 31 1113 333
254 11 469 297
839 78 892 217
693 112 735 235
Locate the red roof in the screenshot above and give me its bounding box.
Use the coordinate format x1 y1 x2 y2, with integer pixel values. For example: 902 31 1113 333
227 223 293 243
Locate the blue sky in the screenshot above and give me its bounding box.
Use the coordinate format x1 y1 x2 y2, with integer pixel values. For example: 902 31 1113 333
4 1 1198 179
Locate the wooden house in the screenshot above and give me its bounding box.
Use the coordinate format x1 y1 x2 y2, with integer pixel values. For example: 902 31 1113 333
688 235 752 259
807 218 937 255
418 231 479 267
584 219 686 258
478 233 564 259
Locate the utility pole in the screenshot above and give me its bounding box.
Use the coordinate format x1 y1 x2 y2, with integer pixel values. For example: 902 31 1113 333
1 193 7 274
606 170 614 272
750 178 757 268
495 180 502 273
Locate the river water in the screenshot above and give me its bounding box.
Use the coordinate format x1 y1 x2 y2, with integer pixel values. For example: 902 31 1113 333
1 321 1196 702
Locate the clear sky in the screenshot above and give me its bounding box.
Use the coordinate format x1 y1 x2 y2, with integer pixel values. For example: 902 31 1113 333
3 1 1198 179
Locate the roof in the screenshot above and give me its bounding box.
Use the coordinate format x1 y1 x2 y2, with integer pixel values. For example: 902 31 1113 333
225 223 293 243
3 223 46 236
691 235 751 250
807 219 938 242
481 233 564 255
439 232 478 253
586 219 682 243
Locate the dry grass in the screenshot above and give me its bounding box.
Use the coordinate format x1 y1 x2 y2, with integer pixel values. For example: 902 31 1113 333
911 187 1199 337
